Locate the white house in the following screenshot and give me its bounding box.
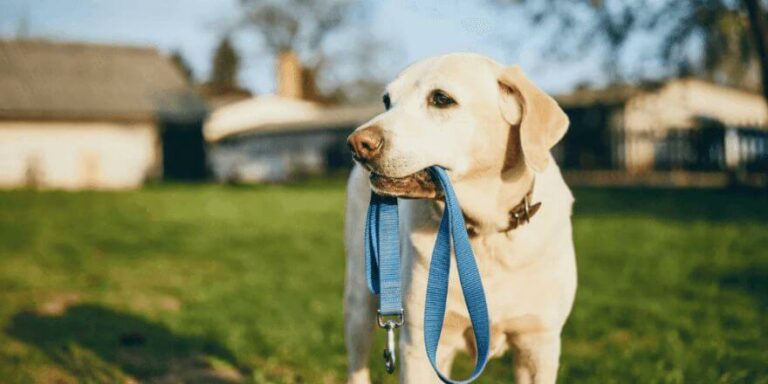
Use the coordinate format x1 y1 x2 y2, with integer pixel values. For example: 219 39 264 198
205 95 379 182
0 39 207 190
555 79 768 173
204 51 380 183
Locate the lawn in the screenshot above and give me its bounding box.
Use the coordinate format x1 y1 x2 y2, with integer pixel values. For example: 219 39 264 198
0 181 766 383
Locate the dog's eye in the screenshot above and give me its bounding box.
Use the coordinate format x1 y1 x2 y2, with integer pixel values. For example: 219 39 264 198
383 93 391 110
428 90 457 108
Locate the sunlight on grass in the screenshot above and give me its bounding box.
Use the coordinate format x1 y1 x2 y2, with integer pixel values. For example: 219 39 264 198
0 183 766 383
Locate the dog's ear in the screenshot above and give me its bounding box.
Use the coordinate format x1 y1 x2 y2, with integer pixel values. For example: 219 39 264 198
498 65 569 172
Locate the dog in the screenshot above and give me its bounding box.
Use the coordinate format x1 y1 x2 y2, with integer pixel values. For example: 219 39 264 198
344 53 576 384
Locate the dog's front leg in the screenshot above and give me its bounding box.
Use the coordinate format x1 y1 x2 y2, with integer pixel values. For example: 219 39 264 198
510 330 561 384
344 165 378 384
399 322 441 384
343 243 377 384
344 285 375 384
399 321 462 384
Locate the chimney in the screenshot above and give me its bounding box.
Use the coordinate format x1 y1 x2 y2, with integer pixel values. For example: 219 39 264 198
277 50 303 99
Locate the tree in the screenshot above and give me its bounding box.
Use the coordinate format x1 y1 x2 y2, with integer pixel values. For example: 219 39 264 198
240 0 357 62
209 36 240 90
170 50 194 83
238 0 392 103
744 0 768 103
495 0 768 105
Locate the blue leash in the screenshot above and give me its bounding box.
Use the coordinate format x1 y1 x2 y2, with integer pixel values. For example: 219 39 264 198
365 166 490 383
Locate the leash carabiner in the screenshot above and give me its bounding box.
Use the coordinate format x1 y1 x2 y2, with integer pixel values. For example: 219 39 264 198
377 310 403 374
365 167 491 383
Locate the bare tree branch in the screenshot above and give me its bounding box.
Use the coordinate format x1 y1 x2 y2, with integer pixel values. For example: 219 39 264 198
492 0 765 98
236 0 393 104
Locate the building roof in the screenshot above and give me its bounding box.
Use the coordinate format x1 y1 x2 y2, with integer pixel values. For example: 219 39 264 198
555 85 640 108
204 94 380 141
553 81 672 108
0 39 205 121
624 78 768 131
556 78 767 129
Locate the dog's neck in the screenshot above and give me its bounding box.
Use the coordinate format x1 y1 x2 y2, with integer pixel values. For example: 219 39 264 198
450 162 536 236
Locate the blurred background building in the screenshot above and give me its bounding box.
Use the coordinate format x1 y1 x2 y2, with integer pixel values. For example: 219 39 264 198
204 53 379 183
0 39 207 189
555 79 768 186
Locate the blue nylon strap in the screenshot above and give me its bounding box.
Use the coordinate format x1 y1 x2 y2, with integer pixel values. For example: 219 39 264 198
423 167 490 383
364 193 402 316
364 166 490 383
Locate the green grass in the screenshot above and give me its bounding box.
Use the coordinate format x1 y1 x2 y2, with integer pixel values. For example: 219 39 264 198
0 181 766 383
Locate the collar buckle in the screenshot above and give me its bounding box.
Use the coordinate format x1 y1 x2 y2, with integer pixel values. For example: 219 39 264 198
505 189 541 232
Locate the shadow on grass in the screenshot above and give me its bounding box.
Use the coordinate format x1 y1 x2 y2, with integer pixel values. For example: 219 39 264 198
690 259 768 311
717 264 768 310
6 304 245 382
572 187 768 223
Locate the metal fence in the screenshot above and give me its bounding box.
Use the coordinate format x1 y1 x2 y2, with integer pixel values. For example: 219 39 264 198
559 115 768 173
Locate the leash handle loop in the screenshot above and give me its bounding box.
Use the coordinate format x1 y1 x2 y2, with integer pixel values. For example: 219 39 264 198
423 167 490 383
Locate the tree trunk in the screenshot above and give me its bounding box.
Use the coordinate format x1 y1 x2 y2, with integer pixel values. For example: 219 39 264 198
743 0 768 106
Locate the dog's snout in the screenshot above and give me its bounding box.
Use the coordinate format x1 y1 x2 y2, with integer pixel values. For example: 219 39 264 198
347 126 384 161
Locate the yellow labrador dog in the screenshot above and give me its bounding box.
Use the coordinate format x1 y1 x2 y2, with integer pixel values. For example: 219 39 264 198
344 53 576 384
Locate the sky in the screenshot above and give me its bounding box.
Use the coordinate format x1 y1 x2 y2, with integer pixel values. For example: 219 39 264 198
0 0 629 96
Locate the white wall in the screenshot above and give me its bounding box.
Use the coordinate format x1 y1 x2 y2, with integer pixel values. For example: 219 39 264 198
0 121 159 189
622 80 768 172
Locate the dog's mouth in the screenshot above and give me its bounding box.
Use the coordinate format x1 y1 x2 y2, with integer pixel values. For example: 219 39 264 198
369 169 441 199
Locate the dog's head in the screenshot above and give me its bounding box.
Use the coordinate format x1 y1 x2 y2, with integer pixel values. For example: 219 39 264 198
347 53 568 198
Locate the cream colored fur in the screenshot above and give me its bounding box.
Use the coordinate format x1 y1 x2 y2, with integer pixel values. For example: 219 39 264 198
344 53 577 384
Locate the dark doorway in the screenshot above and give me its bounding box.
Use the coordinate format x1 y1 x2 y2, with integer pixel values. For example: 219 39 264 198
325 128 355 171
160 120 207 180
559 105 616 170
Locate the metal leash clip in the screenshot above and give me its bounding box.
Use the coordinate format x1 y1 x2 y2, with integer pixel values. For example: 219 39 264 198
377 310 404 374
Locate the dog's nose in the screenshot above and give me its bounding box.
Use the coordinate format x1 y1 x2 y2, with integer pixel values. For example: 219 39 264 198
347 126 384 161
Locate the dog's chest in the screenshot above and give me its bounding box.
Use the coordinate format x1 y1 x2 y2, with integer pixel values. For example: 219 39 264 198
405 213 561 329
